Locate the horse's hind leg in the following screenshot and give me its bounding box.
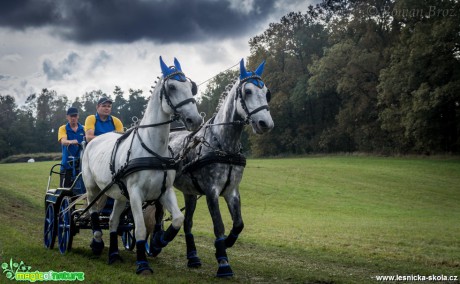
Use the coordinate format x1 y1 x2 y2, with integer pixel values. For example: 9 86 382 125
86 180 105 255
183 194 202 268
224 190 244 248
206 192 234 277
148 202 163 256
89 210 104 255
150 187 184 257
108 199 125 264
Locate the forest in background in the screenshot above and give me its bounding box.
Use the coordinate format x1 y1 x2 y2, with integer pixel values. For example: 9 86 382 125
1 0 459 159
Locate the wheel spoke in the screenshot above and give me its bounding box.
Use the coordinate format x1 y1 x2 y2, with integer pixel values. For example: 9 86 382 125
58 197 73 254
44 204 56 249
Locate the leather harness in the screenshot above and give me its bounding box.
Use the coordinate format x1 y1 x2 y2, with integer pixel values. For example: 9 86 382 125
176 74 270 195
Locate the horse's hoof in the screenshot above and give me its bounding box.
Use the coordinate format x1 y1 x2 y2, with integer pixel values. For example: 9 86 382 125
150 246 162 257
187 256 202 268
136 262 153 275
225 234 238 248
149 232 164 257
108 252 123 264
90 239 104 255
138 269 152 276
216 264 233 278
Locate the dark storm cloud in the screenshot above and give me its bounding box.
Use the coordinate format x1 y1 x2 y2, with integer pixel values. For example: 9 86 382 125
0 0 278 43
0 0 60 29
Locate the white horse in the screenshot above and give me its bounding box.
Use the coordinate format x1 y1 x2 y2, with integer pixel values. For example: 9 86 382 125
82 57 202 275
159 59 274 277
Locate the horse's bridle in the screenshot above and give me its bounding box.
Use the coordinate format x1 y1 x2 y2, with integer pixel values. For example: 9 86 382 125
160 71 197 115
235 75 270 125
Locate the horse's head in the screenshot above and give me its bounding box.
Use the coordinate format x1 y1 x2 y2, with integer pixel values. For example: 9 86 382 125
159 56 202 131
236 59 274 134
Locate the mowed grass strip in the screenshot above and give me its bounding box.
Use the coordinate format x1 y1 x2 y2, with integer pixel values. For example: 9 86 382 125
0 157 459 283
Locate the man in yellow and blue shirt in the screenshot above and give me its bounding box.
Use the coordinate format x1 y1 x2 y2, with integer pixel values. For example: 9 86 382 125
84 97 123 142
58 107 85 187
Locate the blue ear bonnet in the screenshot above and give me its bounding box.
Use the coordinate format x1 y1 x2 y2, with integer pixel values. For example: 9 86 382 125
160 56 187 81
247 74 265 88
239 59 266 88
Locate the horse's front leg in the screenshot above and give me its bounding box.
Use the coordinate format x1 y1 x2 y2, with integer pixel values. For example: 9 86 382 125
150 186 184 257
108 199 126 264
129 192 153 275
206 192 234 277
183 194 202 267
223 189 244 248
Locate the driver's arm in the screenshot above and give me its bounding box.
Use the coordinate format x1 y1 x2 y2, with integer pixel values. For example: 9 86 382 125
58 125 78 146
85 129 96 143
84 115 96 142
60 138 79 146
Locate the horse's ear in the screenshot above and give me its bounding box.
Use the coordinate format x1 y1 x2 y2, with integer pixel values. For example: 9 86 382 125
159 56 171 76
255 60 266 76
239 58 249 80
174 57 183 72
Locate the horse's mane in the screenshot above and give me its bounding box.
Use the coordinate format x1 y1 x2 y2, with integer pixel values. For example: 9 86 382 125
213 77 239 116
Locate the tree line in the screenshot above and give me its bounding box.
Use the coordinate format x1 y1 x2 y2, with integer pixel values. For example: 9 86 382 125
0 88 148 159
238 0 459 156
1 0 459 159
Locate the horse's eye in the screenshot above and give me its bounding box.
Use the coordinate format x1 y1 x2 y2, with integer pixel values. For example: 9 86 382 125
169 85 176 91
244 89 252 95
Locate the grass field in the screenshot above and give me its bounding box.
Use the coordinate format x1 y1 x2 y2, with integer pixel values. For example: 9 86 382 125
0 157 459 283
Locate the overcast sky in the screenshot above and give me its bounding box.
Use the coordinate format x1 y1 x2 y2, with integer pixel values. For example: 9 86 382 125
0 0 316 106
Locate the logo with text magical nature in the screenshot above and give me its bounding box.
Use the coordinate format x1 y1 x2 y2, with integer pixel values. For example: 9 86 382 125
2 258 84 282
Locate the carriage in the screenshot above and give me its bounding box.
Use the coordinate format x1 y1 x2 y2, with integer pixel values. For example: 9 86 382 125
42 145 139 254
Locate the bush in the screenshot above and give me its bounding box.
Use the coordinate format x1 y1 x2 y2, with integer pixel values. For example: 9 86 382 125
0 153 61 163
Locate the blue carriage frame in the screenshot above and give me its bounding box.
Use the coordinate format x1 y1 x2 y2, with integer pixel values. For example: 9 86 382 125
43 153 138 254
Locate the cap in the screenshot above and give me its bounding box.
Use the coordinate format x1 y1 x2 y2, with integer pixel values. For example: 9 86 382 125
97 97 113 105
67 107 79 115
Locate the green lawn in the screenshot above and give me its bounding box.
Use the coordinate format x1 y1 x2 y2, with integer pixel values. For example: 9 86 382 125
0 157 459 283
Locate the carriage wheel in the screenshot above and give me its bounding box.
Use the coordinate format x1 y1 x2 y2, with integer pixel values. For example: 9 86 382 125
121 228 135 250
58 196 74 254
44 203 56 249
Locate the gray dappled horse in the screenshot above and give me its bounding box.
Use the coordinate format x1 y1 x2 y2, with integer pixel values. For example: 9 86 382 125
159 59 274 277
82 57 202 275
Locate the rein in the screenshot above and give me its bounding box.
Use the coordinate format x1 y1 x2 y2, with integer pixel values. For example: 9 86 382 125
179 75 270 166
87 74 192 206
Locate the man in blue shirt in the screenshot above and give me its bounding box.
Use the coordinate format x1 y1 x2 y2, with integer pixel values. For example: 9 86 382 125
58 107 85 187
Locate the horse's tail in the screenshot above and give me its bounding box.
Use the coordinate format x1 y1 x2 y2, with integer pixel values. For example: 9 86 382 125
94 194 108 212
81 193 108 214
80 141 86 161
